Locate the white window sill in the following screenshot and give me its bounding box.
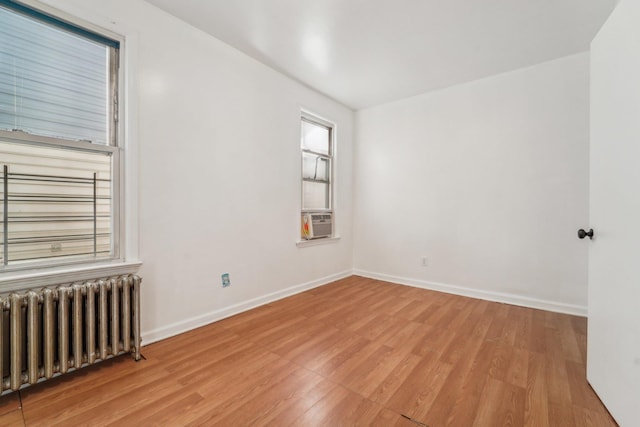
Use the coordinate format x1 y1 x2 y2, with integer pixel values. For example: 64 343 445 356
296 236 341 248
0 260 143 294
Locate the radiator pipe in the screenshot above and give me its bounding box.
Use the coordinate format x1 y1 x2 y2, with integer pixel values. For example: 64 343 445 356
122 276 131 353
9 294 23 391
27 291 39 384
133 275 142 361
111 278 120 355
43 289 55 379
0 296 5 392
99 280 108 360
73 285 83 369
86 283 96 364
3 165 8 266
58 288 69 374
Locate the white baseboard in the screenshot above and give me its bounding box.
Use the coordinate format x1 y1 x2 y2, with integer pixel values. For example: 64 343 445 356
352 269 587 317
141 270 353 345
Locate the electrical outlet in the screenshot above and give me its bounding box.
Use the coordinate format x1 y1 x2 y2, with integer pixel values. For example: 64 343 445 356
221 273 231 288
421 256 428 267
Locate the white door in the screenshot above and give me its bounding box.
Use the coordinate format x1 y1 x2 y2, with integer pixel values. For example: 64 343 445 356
588 1 640 425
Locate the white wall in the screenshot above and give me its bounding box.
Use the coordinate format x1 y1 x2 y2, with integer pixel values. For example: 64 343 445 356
43 0 354 343
28 0 590 342
353 53 590 314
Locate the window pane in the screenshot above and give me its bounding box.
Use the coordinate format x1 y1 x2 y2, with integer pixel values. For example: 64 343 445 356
0 6 110 144
302 181 329 210
301 120 330 154
0 139 112 266
302 152 330 182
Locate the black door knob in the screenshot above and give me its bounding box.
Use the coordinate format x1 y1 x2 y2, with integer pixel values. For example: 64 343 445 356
577 228 594 240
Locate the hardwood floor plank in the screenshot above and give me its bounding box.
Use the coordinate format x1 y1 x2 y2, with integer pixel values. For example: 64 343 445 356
5 275 616 426
211 368 324 426
287 383 354 426
425 334 487 425
558 316 584 363
488 342 514 382
368 293 415 316
473 377 526 427
178 359 301 425
0 392 21 416
0 409 24 426
267 320 333 355
393 299 436 321
253 378 338 427
411 319 458 356
572 405 618 427
22 364 176 426
172 342 267 386
441 340 498 426
368 351 425 405
106 392 205 426
484 303 510 343
512 308 534 351
20 357 165 415
524 352 550 427
37 374 184 427
386 356 453 420
370 408 419 427
505 347 529 389
289 384 385 427
383 320 427 352
341 346 408 397
566 361 610 411
306 334 372 378
529 309 548 354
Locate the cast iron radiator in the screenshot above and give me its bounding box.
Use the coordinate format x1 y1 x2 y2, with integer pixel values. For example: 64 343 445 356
0 274 141 395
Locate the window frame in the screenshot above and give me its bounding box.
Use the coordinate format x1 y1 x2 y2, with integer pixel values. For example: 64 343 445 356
0 0 125 273
300 112 334 214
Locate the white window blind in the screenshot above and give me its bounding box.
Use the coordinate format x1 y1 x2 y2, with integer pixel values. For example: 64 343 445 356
0 3 113 144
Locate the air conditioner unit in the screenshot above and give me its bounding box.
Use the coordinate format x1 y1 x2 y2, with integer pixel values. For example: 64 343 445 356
302 212 333 240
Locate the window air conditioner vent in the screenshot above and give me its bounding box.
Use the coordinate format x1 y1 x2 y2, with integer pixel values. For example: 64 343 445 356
302 212 333 240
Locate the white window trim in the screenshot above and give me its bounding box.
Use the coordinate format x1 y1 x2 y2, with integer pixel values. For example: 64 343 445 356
300 111 334 213
0 0 141 291
296 236 341 248
297 109 340 245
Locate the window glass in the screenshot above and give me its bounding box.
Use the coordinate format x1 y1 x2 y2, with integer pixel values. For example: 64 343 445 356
302 152 329 182
301 114 332 214
302 181 329 211
0 2 119 270
0 140 112 265
0 5 111 144
301 120 330 155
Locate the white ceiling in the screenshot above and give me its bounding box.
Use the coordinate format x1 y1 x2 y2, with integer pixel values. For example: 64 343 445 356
146 0 616 110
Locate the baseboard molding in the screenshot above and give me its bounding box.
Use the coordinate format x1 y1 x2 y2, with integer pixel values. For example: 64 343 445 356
353 269 587 317
141 269 353 345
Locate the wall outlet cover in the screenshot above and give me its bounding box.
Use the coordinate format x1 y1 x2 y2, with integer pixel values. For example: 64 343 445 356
221 273 231 287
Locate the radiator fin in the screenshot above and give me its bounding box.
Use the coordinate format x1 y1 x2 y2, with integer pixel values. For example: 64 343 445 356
0 274 141 394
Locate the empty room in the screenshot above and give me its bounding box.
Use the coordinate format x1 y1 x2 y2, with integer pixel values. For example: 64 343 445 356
0 0 638 425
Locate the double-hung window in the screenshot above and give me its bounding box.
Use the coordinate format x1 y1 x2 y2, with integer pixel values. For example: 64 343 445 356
0 0 121 270
300 113 334 239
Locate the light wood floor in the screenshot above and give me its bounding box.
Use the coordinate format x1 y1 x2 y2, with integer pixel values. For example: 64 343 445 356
0 276 616 426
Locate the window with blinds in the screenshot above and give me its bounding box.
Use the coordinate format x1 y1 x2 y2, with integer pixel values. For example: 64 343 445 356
0 1 120 269
300 112 334 240
301 114 333 212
